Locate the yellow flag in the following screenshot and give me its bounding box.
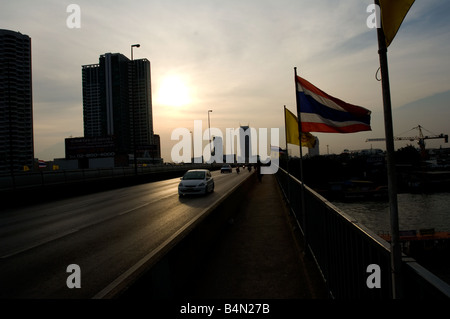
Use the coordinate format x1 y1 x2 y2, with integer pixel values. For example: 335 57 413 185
285 107 316 148
301 132 317 148
285 107 299 146
379 0 415 47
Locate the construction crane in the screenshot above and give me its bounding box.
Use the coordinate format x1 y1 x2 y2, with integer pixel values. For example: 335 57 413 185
366 125 448 158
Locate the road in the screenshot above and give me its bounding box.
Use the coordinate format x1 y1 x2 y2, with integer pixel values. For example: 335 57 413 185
0 169 251 298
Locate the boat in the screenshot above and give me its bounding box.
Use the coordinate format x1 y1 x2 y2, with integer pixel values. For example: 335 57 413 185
326 180 388 201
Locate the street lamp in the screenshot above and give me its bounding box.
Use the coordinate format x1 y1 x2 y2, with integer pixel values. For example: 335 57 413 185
208 110 213 162
131 44 140 61
190 130 193 163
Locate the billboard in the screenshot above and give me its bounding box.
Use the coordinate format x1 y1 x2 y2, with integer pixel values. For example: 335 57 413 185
65 137 116 159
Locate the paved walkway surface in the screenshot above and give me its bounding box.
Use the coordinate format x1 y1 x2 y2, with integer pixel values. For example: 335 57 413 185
186 173 329 299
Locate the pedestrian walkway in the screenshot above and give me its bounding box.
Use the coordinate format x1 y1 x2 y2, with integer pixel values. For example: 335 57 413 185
186 173 329 299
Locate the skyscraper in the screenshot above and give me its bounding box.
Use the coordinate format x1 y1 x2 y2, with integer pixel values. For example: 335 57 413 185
82 63 101 138
0 29 34 173
129 58 155 154
81 53 160 162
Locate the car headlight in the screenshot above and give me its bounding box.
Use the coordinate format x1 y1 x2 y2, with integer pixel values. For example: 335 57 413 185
198 182 205 186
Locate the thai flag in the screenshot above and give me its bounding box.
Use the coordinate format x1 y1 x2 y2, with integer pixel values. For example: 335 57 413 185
38 160 47 168
296 76 371 133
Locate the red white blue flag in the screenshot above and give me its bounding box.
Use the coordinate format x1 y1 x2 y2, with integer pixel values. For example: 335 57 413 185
296 76 371 133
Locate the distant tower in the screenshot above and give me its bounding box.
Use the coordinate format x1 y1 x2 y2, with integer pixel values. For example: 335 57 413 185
212 136 223 163
0 29 34 172
238 125 256 164
308 137 320 157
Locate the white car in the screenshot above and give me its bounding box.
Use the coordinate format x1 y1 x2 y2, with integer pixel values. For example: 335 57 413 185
220 164 232 173
178 169 215 196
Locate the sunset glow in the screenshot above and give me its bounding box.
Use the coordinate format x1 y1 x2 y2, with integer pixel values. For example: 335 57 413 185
157 75 191 107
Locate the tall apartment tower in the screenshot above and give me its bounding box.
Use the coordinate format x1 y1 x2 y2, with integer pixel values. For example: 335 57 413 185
0 29 34 173
129 58 154 153
82 53 159 159
82 64 101 138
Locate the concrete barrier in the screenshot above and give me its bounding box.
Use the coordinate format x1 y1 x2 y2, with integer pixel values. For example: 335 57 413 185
93 171 256 299
1 165 221 208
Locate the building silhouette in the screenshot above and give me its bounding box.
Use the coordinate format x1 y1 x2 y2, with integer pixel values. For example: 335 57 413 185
308 136 320 157
212 136 223 163
75 52 161 166
82 63 102 138
0 29 34 172
238 125 256 164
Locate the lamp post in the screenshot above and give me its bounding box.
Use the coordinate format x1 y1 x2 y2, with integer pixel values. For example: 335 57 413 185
190 130 193 163
131 44 140 61
131 44 140 174
208 109 213 163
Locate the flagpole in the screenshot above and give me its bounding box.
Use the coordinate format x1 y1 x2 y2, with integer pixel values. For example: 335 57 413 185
284 105 291 202
284 106 288 158
284 105 290 170
294 67 308 253
375 0 403 299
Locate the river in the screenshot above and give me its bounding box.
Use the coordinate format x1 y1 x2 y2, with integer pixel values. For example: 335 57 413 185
333 192 450 285
331 192 450 235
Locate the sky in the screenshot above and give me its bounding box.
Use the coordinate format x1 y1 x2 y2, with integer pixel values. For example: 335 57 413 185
2 0 450 162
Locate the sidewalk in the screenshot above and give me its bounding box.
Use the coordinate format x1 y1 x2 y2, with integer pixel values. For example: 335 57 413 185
186 173 329 299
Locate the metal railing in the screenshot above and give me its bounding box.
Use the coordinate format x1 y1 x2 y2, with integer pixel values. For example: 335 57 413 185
276 166 450 299
0 163 220 191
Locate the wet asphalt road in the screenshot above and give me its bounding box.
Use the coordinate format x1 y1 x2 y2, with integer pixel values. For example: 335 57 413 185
0 170 248 298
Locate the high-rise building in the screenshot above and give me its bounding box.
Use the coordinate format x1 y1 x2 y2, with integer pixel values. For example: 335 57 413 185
82 64 101 138
80 53 160 163
129 58 154 154
0 29 34 173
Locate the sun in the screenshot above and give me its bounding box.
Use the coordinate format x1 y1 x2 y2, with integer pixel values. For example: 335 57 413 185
157 75 191 107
